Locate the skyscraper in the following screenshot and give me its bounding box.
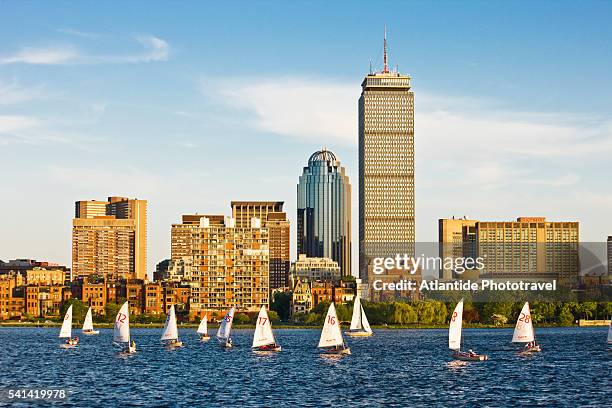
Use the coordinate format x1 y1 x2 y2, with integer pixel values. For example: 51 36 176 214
72 197 147 280
297 149 352 276
359 30 415 282
231 201 290 289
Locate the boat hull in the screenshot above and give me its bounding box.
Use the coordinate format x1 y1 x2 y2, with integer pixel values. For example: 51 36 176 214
345 331 373 337
519 345 542 354
452 351 488 361
199 335 211 342
82 330 99 335
164 341 183 349
60 343 78 349
253 345 281 352
322 347 351 355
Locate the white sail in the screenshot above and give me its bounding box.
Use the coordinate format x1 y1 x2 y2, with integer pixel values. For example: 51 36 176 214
318 303 344 348
512 302 535 343
82 307 94 332
59 305 73 338
114 301 130 343
607 318 612 344
161 305 179 341
252 306 276 348
217 307 235 340
350 295 362 330
448 299 463 351
361 306 372 333
197 315 208 335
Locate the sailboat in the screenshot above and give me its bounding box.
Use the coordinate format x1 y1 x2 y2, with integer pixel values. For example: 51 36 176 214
252 306 281 352
607 318 612 345
161 305 183 349
345 294 373 337
513 302 541 354
82 307 100 335
59 305 78 348
114 301 136 354
197 314 210 342
318 303 350 355
217 307 235 348
449 299 488 361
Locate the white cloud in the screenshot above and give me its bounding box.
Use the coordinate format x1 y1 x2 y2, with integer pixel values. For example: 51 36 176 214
200 76 612 160
0 35 169 65
57 28 100 39
0 80 45 105
0 115 40 133
201 77 357 143
0 47 77 65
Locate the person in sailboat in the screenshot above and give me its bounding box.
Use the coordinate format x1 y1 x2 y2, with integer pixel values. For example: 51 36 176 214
65 335 79 345
227 337 233 347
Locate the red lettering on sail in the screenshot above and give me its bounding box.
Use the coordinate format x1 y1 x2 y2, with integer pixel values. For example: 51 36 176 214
518 313 530 323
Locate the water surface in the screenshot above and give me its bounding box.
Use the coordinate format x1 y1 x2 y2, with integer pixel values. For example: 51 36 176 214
1 327 609 407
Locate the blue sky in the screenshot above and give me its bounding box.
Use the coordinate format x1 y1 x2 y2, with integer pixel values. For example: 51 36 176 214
1 1 611 276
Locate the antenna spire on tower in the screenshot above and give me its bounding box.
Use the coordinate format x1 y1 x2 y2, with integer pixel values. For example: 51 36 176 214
383 25 389 73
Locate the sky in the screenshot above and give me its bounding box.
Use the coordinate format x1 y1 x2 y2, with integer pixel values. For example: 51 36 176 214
1 1 611 277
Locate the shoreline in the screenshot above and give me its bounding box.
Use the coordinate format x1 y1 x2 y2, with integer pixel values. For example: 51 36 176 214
0 322 583 329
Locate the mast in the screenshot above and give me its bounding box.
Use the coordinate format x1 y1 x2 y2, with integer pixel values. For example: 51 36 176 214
383 25 389 74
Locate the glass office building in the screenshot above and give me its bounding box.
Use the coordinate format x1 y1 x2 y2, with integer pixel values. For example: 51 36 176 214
297 149 352 276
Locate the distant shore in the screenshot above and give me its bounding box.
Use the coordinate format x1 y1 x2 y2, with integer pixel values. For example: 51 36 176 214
0 322 587 329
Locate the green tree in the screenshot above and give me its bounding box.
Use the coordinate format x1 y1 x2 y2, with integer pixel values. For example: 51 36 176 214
557 305 574 326
268 310 280 322
104 302 120 323
234 313 251 325
271 291 291 320
61 298 87 323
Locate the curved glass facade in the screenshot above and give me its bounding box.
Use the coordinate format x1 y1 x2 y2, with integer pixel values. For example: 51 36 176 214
297 150 352 276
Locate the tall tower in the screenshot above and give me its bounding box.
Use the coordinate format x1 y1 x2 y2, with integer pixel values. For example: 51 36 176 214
297 149 352 276
359 30 415 282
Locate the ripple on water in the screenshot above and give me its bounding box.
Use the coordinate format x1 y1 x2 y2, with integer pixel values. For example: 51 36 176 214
0 327 610 407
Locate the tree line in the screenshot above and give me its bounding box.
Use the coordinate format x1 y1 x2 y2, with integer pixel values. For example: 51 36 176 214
290 299 612 326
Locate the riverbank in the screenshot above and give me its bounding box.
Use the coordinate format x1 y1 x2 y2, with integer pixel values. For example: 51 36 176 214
0 321 582 329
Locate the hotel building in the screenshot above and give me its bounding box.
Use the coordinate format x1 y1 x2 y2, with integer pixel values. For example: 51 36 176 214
359 32 415 283
171 214 269 317
438 218 478 280
72 197 147 280
439 217 580 285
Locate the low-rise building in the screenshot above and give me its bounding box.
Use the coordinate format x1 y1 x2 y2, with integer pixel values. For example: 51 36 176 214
292 254 341 282
291 278 313 316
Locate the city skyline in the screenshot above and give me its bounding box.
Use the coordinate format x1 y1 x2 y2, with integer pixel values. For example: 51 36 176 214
1 2 611 275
